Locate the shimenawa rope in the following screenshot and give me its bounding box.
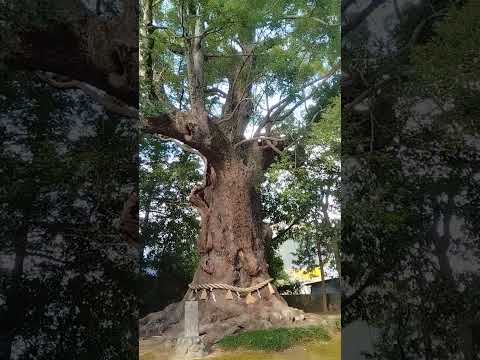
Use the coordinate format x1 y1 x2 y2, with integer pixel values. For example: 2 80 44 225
188 278 273 294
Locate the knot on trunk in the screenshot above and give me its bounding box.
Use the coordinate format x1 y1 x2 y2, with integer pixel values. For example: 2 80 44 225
188 185 209 210
177 111 212 145
200 257 215 274
189 163 215 212
238 249 261 277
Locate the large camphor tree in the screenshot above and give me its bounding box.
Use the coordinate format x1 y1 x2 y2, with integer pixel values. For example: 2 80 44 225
139 0 339 342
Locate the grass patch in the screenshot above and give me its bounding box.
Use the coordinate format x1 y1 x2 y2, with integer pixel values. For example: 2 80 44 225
217 326 330 352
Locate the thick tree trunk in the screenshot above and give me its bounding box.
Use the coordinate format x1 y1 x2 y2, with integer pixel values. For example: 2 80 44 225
140 153 305 346
431 197 455 283
317 197 329 312
332 239 341 276
191 159 269 287
322 196 340 276
416 269 434 360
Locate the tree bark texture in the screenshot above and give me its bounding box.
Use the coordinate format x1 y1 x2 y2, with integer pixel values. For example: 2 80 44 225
140 119 305 344
143 0 157 101
190 159 269 286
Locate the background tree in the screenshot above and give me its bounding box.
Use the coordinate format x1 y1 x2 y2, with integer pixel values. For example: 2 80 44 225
342 1 480 358
139 137 201 315
139 0 340 343
268 95 340 311
1 1 141 358
0 72 138 359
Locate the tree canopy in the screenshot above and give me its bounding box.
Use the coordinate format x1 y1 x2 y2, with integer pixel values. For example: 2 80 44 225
141 0 340 149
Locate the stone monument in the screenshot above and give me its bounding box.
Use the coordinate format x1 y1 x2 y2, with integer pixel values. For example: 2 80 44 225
170 301 207 359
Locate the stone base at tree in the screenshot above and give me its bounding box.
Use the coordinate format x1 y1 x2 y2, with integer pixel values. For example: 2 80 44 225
170 336 207 360
140 296 307 350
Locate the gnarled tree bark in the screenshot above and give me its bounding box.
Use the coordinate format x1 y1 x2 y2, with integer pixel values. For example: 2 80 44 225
140 113 306 345
138 1 338 346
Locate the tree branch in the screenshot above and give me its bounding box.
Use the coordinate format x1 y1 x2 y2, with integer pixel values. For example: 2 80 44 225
185 5 206 114
36 71 138 119
233 136 285 149
344 76 393 113
144 112 190 142
255 63 339 136
156 135 205 161
145 111 228 160
265 140 283 155
206 87 227 98
271 216 303 243
282 15 338 26
342 269 383 308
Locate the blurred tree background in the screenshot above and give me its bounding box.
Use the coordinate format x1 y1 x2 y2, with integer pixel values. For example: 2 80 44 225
342 0 480 358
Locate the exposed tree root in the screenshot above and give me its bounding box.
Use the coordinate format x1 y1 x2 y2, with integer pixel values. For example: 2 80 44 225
139 296 308 348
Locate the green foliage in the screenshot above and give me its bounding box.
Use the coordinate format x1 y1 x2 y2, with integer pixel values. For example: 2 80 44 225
139 136 202 310
411 1 480 99
141 0 339 120
342 1 480 359
0 71 138 359
309 95 340 149
275 279 303 295
264 243 289 282
217 326 330 351
263 92 340 276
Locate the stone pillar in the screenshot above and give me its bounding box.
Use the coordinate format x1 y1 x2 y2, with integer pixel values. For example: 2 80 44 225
170 301 207 359
184 300 199 337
